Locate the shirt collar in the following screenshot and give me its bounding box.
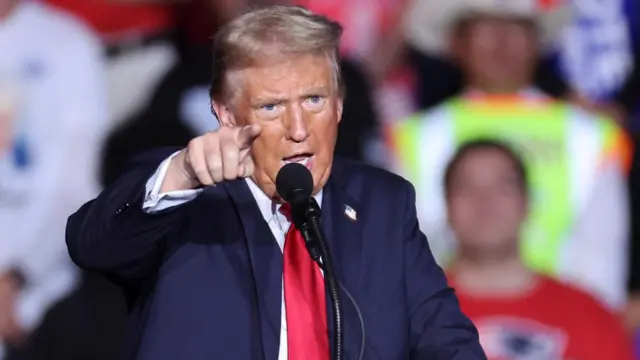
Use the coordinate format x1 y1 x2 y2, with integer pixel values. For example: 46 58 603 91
244 178 323 222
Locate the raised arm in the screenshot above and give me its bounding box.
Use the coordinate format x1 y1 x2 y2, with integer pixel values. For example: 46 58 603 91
66 123 262 285
66 149 193 285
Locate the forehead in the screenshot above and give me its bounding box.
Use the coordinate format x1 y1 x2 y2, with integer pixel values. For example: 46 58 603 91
229 54 334 99
454 149 519 180
457 15 535 35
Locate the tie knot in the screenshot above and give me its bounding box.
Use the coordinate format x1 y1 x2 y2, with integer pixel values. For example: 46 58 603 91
279 203 292 221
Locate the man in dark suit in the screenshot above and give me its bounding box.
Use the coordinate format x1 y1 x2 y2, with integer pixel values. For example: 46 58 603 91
66 5 485 360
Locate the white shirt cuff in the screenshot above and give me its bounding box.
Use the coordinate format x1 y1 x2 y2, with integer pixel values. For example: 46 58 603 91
142 151 203 213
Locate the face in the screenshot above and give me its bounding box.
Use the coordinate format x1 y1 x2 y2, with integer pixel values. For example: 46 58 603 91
446 148 528 257
215 53 343 199
453 17 538 93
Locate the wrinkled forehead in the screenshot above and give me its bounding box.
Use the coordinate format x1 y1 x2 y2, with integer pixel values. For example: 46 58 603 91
223 53 339 103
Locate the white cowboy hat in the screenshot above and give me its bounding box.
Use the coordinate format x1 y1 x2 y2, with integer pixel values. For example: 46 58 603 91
405 0 572 56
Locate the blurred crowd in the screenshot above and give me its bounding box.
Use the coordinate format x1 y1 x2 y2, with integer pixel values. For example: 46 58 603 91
1 0 639 358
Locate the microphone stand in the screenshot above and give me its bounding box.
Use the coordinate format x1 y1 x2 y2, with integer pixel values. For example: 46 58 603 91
294 198 343 360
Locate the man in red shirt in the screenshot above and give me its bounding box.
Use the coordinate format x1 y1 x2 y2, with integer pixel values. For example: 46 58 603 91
443 139 633 360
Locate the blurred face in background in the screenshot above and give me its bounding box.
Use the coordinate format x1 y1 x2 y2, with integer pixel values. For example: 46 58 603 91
451 15 539 94
446 147 528 260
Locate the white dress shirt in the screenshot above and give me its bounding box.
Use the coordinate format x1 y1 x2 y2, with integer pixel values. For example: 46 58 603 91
143 153 323 360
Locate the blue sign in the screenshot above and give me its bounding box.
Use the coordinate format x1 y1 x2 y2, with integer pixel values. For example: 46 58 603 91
559 0 635 101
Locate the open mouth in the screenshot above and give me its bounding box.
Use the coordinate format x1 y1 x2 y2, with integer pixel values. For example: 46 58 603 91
281 153 315 169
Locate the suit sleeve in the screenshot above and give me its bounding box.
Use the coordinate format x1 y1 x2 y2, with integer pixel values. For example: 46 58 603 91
66 149 192 285
402 183 487 359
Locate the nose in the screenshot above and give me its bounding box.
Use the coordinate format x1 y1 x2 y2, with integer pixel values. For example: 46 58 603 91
285 104 309 143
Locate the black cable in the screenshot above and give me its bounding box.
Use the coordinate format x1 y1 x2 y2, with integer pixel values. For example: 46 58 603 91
311 218 343 360
337 281 366 360
313 264 366 360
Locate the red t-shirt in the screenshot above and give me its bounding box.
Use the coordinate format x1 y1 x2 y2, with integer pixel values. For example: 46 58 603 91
449 275 633 360
44 0 175 40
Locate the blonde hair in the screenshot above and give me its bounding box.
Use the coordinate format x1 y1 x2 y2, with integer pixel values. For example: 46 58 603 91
209 5 344 101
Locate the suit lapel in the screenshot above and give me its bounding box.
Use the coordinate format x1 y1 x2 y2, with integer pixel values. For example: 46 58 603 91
221 159 364 360
225 180 282 360
321 160 364 359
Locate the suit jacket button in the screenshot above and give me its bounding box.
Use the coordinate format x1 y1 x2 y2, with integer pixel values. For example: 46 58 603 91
115 203 131 215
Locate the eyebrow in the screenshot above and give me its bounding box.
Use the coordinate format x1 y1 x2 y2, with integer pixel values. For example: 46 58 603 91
300 87 330 97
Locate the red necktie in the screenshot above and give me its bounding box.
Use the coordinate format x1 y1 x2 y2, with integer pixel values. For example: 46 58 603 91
280 204 329 360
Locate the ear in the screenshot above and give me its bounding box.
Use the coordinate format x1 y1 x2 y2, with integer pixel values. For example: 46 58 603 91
336 97 344 124
211 99 236 127
445 197 454 227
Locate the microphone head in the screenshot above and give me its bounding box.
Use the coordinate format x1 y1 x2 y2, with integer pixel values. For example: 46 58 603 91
276 163 313 203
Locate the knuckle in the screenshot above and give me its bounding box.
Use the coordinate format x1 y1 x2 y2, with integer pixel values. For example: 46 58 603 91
222 160 238 181
197 175 213 185
207 153 222 169
191 164 207 177
223 171 236 180
187 136 203 150
219 136 239 151
198 132 220 150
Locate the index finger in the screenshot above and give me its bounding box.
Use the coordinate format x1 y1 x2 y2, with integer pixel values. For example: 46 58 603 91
237 124 262 149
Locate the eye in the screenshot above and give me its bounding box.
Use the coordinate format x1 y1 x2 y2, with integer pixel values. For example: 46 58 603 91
261 104 277 111
308 95 321 103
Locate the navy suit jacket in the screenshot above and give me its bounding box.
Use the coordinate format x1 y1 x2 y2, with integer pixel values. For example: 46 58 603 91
66 149 486 360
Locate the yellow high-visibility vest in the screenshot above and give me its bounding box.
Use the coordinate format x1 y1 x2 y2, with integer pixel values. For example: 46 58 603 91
385 94 631 275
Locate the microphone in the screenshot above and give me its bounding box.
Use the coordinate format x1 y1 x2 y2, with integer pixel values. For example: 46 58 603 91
275 162 315 233
275 163 344 360
274 161 313 201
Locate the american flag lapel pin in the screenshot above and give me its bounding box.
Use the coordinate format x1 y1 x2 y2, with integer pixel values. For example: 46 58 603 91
344 205 357 221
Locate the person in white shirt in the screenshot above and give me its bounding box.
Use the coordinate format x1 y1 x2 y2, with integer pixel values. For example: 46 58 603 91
0 0 107 355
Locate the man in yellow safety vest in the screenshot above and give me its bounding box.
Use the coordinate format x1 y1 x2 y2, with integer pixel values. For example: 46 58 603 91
387 0 632 311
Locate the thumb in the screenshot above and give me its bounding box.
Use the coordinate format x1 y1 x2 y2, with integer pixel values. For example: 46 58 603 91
237 124 262 149
237 157 255 178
